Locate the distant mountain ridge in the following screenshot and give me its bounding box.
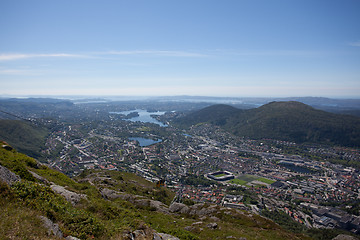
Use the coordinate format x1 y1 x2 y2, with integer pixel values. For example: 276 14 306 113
174 101 360 147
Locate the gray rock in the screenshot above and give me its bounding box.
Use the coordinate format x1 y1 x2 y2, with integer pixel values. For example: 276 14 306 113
29 170 49 184
184 226 195 231
39 216 63 238
153 232 163 240
169 202 187 213
207 222 218 229
50 184 87 205
180 205 190 214
332 234 358 240
133 199 169 214
188 203 218 216
198 206 217 216
100 187 123 200
133 229 146 239
100 188 139 203
0 165 20 186
65 236 81 240
191 203 205 209
158 233 180 240
209 216 220 222
135 199 150 207
192 221 203 226
149 200 169 214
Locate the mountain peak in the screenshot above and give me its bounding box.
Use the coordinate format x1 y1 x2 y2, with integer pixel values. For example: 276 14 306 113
176 101 360 146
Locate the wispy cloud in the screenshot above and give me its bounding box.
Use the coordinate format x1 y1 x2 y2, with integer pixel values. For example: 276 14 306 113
0 50 207 61
0 68 45 76
106 50 207 57
213 49 324 57
348 41 360 47
0 53 88 61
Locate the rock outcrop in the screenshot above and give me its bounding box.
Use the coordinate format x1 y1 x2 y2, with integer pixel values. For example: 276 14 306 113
50 184 87 205
38 216 63 238
157 233 180 240
0 164 20 186
121 224 180 240
169 202 189 214
332 234 359 240
29 170 49 184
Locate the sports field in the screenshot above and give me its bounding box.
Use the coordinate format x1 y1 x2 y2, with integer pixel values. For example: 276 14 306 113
228 178 247 185
214 173 227 177
229 174 275 186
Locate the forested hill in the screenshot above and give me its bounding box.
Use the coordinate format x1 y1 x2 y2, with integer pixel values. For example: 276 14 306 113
0 120 49 158
174 101 360 147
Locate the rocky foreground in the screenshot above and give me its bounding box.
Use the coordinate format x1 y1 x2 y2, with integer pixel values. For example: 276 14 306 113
1 143 358 240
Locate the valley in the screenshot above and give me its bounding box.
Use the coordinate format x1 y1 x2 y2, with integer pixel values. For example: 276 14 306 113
1 97 360 239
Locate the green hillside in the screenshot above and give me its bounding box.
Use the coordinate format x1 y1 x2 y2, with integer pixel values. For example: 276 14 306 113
174 101 360 147
0 143 312 240
0 120 49 158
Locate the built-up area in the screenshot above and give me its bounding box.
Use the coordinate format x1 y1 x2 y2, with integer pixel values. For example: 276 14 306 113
42 115 360 235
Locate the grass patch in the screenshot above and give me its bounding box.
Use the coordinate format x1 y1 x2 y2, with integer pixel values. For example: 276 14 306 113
257 177 276 184
0 197 50 239
214 173 227 177
136 126 152 132
229 178 247 185
230 175 275 186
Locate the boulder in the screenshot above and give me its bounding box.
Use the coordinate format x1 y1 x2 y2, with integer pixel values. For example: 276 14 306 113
197 206 217 216
50 184 87 205
192 221 203 226
207 222 218 229
158 233 180 240
153 232 163 240
184 226 196 231
100 187 123 200
135 199 150 207
0 165 20 186
169 202 187 213
209 216 220 222
332 234 358 240
132 230 147 240
29 170 49 184
188 203 217 216
149 200 169 214
39 216 63 238
133 199 169 214
65 236 81 240
120 225 179 240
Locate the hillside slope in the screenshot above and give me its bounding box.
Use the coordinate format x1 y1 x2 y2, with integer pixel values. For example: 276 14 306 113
0 120 49 158
174 101 360 147
0 142 311 240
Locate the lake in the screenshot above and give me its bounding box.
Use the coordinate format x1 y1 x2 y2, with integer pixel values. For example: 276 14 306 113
129 137 162 147
110 109 167 127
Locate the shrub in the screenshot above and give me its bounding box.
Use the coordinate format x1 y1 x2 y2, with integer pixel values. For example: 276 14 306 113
11 181 104 239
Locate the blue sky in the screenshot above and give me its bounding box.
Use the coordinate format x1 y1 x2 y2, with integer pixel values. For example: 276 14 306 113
1 0 360 98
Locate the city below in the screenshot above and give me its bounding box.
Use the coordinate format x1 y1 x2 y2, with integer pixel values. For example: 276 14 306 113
37 104 360 235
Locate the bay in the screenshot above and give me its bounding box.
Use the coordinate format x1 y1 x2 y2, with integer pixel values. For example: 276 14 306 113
110 109 167 127
129 137 162 147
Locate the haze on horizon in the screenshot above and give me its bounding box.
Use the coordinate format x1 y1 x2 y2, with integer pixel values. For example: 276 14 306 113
1 0 360 98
